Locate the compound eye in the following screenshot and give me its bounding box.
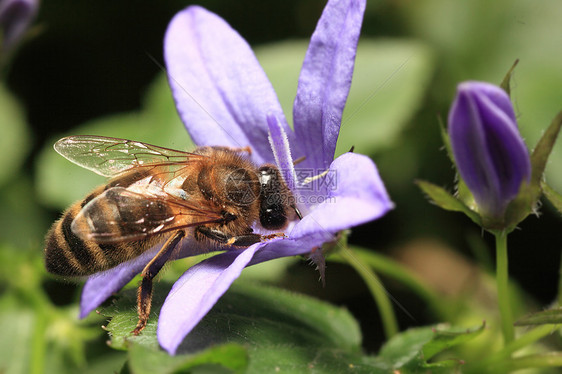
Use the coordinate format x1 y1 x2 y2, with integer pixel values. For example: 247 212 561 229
225 168 259 206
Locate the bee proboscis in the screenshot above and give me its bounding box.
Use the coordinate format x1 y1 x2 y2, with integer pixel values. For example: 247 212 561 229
45 135 301 334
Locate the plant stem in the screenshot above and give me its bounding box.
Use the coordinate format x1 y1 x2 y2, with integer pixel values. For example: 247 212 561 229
339 245 398 339
495 230 514 344
329 245 450 320
464 324 555 373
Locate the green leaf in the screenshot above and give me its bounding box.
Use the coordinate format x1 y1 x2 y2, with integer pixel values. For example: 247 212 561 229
0 83 30 186
35 74 194 209
514 307 562 326
127 343 248 374
101 280 414 373
245 345 388 374
255 39 435 155
415 179 482 225
376 324 485 371
103 280 361 353
101 277 486 373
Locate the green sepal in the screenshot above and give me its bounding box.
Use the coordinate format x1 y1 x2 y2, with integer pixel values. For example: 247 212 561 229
541 181 562 214
438 115 454 163
514 307 562 326
438 115 476 214
415 179 482 226
530 111 562 188
502 110 562 231
499 59 519 96
501 181 538 232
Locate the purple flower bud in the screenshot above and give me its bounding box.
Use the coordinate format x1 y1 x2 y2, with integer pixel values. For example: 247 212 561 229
448 81 531 219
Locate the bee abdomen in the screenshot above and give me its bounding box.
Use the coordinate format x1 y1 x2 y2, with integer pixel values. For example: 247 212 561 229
44 170 160 277
45 204 107 276
45 201 144 276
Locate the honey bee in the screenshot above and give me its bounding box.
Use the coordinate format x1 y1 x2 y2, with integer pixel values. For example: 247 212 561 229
44 135 302 334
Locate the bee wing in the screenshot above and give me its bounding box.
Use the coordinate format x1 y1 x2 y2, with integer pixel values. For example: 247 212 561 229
54 135 205 177
71 186 224 243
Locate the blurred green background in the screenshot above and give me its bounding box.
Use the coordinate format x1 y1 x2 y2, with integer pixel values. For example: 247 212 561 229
1 0 562 372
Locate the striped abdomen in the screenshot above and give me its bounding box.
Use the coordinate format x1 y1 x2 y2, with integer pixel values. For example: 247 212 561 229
44 170 164 276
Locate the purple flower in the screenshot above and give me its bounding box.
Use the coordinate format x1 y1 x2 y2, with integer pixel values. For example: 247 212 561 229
448 81 531 219
79 0 393 355
0 0 37 53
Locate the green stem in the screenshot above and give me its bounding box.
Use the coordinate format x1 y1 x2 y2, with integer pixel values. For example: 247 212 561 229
338 245 399 339
495 230 514 344
464 324 555 373
329 245 450 320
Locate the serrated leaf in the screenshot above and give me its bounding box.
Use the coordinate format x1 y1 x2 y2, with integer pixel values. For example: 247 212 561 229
415 179 482 225
515 307 562 326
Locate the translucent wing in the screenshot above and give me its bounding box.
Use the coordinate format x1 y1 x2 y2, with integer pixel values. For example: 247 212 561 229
71 187 224 243
54 135 205 177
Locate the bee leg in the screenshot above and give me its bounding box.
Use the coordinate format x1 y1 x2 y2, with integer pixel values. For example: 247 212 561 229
132 230 185 335
196 226 263 247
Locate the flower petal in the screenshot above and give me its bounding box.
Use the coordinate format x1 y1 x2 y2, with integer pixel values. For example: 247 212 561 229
79 247 160 318
267 113 297 191
248 233 332 266
293 0 366 170
290 152 393 238
158 245 261 355
164 6 295 164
